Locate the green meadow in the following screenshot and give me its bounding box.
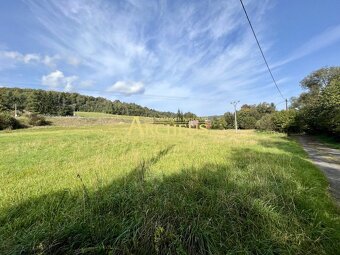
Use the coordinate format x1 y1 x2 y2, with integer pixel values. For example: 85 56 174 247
74 111 155 122
0 119 339 254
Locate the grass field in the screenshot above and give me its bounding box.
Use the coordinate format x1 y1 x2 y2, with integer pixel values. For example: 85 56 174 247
75 111 155 122
46 112 155 127
0 119 339 254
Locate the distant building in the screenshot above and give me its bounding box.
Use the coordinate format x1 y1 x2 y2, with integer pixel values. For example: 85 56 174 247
205 120 212 129
188 120 199 128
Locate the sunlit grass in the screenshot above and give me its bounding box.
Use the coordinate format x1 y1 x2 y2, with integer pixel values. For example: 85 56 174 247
75 111 155 121
0 122 339 254
46 113 155 127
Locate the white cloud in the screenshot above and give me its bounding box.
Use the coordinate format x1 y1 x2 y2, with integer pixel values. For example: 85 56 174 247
26 0 269 83
0 50 81 70
23 53 40 63
1 51 37 63
42 70 78 91
42 55 60 68
107 81 145 95
24 0 283 114
0 50 60 67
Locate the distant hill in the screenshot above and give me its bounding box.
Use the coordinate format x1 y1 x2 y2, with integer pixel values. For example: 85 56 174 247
0 87 177 118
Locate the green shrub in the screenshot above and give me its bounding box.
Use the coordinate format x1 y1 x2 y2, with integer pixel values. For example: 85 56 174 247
256 114 275 131
26 113 49 126
238 115 257 129
58 105 74 116
0 112 22 130
211 117 226 129
272 110 301 133
256 110 301 133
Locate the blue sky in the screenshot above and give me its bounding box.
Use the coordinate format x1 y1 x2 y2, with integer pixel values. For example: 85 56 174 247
0 0 339 115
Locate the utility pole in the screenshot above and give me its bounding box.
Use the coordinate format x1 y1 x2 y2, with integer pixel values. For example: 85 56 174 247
72 104 76 117
285 99 288 111
230 101 240 132
14 103 18 118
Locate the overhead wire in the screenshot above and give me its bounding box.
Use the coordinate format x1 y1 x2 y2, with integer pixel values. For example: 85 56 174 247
239 0 286 101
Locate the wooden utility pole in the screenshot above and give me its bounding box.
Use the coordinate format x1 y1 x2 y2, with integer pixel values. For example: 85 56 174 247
230 101 240 132
285 99 288 111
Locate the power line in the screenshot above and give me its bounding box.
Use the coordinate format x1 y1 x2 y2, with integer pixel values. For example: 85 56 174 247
239 0 285 101
275 100 286 106
274 99 288 111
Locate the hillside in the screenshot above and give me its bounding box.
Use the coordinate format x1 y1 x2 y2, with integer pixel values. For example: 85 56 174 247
0 87 177 118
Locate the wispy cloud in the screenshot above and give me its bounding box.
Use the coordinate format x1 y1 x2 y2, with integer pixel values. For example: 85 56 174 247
0 50 60 68
1 0 338 115
24 0 273 104
273 24 340 68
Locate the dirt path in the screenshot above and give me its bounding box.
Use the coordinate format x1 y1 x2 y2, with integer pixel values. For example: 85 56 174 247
297 135 340 205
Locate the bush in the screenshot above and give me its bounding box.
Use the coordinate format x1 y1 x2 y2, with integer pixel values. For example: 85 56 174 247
0 112 22 130
58 105 74 116
256 110 301 134
256 114 275 131
211 117 227 129
238 115 257 129
273 110 301 134
26 113 49 126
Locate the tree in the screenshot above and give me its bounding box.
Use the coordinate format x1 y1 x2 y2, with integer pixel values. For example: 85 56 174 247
211 102 277 130
256 114 275 131
211 117 226 129
256 102 276 115
58 105 74 116
176 109 184 122
183 112 197 120
293 66 340 137
300 66 340 92
237 105 262 129
0 87 179 118
256 110 300 133
272 110 300 133
223 112 234 129
27 91 43 113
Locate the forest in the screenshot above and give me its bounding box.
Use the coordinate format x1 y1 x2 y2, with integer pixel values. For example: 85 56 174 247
0 87 177 118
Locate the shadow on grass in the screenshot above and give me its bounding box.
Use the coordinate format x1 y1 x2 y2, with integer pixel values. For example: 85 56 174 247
1 143 340 254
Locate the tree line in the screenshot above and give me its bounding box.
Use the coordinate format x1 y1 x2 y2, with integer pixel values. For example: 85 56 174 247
0 88 177 118
211 66 339 139
210 102 277 129
1 66 339 137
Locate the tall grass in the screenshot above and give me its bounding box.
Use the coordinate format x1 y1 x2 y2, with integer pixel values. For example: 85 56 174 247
0 124 339 254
